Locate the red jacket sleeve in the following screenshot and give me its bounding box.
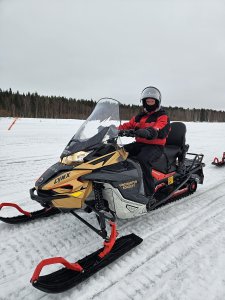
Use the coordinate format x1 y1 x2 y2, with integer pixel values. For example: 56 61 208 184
118 116 136 130
153 115 169 130
153 115 170 139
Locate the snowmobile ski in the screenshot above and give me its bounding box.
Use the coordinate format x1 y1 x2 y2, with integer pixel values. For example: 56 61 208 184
212 152 225 166
0 202 60 224
31 233 142 293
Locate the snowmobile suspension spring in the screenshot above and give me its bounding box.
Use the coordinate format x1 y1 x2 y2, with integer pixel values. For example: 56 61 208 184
93 183 105 211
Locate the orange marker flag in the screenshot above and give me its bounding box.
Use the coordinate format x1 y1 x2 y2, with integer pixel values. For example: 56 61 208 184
8 117 18 130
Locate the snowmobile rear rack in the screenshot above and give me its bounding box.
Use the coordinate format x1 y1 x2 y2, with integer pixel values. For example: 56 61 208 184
212 152 225 166
185 153 204 170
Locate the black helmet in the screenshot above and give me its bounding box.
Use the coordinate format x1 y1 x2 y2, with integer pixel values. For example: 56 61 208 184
140 86 161 112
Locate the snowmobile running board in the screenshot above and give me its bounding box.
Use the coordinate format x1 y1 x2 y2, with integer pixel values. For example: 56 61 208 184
31 233 143 293
212 152 225 166
0 202 60 224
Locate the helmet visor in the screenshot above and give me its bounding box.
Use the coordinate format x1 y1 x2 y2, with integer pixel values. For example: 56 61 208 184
141 87 161 102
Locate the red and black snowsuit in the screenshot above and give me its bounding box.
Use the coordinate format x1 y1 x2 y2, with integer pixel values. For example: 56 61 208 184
119 109 170 196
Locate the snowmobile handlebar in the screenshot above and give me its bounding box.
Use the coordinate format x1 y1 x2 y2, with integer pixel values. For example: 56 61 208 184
118 129 136 137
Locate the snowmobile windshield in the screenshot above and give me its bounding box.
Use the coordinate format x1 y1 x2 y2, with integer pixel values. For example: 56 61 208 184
61 98 121 158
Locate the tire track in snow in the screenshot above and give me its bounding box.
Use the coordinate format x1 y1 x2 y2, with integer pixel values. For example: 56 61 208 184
136 231 225 300
0 214 97 281
107 209 225 300
87 191 225 300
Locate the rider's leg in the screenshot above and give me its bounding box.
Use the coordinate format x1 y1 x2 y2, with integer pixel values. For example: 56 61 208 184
123 142 142 156
136 145 163 196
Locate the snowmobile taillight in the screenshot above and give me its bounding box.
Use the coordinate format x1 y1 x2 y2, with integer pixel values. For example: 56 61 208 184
0 202 32 217
98 221 118 259
30 257 83 283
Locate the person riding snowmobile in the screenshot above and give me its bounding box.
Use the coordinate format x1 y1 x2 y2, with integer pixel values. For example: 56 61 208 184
0 97 205 293
118 86 170 206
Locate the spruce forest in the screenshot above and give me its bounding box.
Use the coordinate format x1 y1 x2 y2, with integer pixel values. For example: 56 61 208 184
0 89 225 122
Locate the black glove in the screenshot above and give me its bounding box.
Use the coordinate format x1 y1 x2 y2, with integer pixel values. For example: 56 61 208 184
126 129 135 137
118 129 135 137
118 130 126 137
135 127 158 139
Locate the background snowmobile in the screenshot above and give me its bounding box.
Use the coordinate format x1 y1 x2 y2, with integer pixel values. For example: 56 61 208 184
212 152 225 166
0 98 204 293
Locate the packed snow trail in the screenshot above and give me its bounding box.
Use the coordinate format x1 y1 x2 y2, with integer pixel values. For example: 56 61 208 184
0 118 225 300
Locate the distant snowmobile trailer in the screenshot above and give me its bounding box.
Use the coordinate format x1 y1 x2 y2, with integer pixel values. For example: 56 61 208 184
0 99 205 293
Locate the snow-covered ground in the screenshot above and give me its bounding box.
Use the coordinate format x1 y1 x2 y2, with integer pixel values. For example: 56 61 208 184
0 117 225 300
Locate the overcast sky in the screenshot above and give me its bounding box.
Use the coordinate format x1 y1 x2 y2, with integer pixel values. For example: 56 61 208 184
0 0 225 110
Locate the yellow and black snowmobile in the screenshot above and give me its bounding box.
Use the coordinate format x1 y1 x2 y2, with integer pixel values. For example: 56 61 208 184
0 98 204 293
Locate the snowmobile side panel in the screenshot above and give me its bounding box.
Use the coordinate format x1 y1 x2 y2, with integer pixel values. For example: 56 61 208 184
31 233 143 293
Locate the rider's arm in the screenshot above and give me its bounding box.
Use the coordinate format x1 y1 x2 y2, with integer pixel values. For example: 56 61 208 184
153 114 170 139
118 116 136 130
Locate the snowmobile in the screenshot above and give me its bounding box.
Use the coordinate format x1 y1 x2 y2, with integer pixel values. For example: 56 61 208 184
0 98 204 293
212 152 225 166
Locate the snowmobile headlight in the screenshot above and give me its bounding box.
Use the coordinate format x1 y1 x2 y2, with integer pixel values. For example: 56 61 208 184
61 151 91 164
72 151 91 162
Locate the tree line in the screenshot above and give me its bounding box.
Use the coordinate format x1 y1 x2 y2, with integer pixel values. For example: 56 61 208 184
0 88 225 122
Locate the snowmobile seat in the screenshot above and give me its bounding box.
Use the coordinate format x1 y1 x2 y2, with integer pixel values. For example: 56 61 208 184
151 122 187 173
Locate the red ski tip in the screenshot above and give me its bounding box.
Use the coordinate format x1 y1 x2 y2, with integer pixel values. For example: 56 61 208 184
31 257 83 283
0 203 32 217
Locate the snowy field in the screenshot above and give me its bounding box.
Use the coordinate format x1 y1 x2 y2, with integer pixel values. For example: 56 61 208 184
0 117 225 300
